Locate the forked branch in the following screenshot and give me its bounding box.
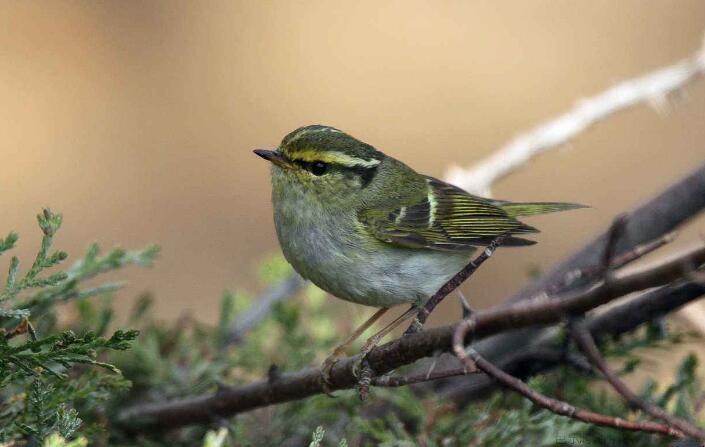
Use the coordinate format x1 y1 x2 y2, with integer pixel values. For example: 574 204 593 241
447 218 705 441
572 322 705 440
452 331 684 438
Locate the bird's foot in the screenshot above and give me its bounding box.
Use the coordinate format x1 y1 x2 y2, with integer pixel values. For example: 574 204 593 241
351 333 382 378
351 354 366 380
351 346 376 401
356 358 373 401
319 354 340 397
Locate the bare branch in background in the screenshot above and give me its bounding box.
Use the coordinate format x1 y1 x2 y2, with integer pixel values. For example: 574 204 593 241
445 35 705 196
225 273 306 345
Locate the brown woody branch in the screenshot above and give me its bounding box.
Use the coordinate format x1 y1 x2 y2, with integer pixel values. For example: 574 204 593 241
454 163 705 404
441 281 705 407
451 331 684 438
449 223 705 440
446 217 705 441
566 213 705 439
444 216 693 440
117 242 705 431
571 322 705 440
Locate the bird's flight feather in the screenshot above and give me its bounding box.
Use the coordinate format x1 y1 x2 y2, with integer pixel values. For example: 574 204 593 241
358 176 583 252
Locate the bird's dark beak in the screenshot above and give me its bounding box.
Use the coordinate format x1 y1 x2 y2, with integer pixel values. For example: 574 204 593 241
253 149 290 168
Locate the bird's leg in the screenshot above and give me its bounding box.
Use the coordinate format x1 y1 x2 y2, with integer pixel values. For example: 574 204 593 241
320 307 388 390
352 305 419 378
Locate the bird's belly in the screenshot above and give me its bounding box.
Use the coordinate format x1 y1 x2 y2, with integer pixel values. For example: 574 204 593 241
275 212 471 308
334 248 472 307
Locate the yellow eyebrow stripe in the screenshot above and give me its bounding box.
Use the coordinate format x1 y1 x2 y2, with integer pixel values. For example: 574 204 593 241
287 150 381 168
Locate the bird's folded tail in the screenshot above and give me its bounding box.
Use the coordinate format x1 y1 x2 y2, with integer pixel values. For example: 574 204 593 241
497 201 588 218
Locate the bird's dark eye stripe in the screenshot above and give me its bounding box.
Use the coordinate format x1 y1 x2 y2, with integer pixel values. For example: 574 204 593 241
290 158 378 185
291 159 327 175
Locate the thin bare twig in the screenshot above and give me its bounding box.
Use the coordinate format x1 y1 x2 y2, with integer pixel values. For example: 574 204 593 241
441 281 705 407
571 213 705 440
404 235 507 335
457 160 705 408
451 322 684 438
542 215 655 296
445 35 705 196
599 231 675 274
572 322 705 441
225 273 306 345
447 215 705 441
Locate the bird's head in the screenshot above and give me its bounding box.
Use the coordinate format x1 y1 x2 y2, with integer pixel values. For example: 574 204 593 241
254 125 385 204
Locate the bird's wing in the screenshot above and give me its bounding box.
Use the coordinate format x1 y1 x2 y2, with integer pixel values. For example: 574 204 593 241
358 176 538 252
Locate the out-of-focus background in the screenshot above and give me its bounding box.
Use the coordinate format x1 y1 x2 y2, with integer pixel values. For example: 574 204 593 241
1 1 704 325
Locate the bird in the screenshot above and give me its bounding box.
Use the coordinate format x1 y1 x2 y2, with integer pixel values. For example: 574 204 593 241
254 124 584 383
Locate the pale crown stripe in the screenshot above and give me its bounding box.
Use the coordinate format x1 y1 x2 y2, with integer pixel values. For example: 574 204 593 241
289 150 381 168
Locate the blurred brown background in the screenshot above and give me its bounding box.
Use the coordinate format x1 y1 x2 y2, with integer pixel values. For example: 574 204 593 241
1 1 704 325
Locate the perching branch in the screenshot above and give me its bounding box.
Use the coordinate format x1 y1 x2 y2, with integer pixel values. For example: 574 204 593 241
117 239 705 431
445 35 705 196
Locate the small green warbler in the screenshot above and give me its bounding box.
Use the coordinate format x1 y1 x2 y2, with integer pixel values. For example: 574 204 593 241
255 125 583 380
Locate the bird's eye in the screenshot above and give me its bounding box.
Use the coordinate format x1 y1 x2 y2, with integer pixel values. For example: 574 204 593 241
310 161 328 176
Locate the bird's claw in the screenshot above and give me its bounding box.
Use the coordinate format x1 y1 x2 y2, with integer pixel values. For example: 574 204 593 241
351 355 364 379
352 342 376 379
319 355 339 397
